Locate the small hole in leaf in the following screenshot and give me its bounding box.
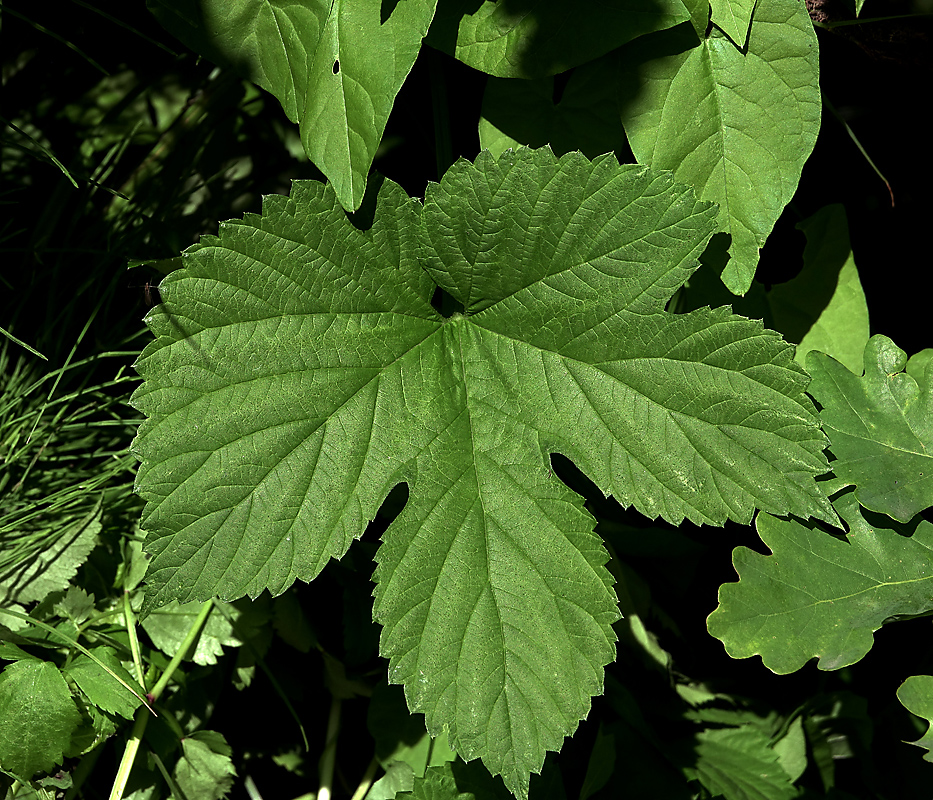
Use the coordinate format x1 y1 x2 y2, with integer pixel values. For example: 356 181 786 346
431 286 465 318
333 60 340 74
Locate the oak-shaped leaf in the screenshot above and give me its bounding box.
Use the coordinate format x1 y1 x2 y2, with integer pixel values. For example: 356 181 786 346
131 148 832 796
708 489 933 674
807 335 933 523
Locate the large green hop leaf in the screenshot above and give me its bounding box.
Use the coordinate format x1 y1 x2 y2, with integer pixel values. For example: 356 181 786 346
132 148 832 796
147 0 436 212
707 489 933 674
808 335 933 523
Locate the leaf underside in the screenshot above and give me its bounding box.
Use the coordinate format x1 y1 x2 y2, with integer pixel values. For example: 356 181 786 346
132 148 832 795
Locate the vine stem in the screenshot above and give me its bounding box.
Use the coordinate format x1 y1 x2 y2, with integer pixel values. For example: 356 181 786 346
318 696 342 800
107 600 214 800
349 756 380 800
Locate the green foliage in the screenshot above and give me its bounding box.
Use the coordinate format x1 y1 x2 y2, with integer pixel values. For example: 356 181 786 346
130 146 842 793
807 336 933 523
708 488 933 673
3 0 931 798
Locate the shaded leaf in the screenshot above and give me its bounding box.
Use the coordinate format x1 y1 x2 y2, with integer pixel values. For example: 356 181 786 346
0 503 101 606
0 660 82 778
897 675 933 762
64 647 144 720
769 204 869 374
478 60 626 159
173 731 236 800
618 0 820 294
399 760 512 800
686 726 796 800
132 148 833 795
708 489 933 674
427 0 689 79
147 0 436 211
772 716 807 783
807 335 933 523
141 600 244 666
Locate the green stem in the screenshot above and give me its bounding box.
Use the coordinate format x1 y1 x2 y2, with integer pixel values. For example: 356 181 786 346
428 48 453 180
812 12 933 29
349 756 381 800
824 96 894 207
124 591 146 688
107 600 213 800
318 696 342 800
148 600 214 702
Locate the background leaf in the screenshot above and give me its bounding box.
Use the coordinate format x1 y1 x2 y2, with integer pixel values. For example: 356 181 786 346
478 64 626 160
708 489 933 674
147 0 437 211
0 503 101 606
807 335 933 523
64 647 144 720
769 204 870 374
172 731 236 800
686 726 796 800
0 660 83 778
898 675 933 762
618 0 821 295
427 0 689 79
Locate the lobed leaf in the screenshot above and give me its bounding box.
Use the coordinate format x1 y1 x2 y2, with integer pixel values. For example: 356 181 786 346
807 335 933 523
708 490 933 674
132 148 833 795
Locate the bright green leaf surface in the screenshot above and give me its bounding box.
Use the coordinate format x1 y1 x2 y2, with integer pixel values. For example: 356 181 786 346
133 149 833 795
64 648 143 720
769 204 869 374
710 0 756 47
618 0 821 295
708 490 933 674
808 336 933 523
687 726 796 800
147 0 436 211
427 0 689 79
897 675 933 762
0 660 83 778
